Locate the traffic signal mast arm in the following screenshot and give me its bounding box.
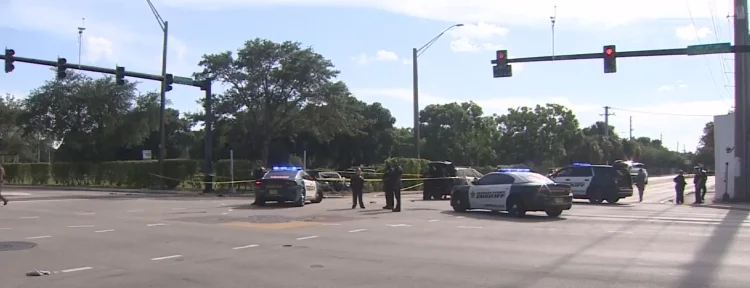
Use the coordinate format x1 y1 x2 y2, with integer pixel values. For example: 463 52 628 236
0 52 202 88
490 43 745 64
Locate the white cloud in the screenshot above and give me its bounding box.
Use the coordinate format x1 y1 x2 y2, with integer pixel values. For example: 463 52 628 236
161 0 732 28
84 36 116 63
447 23 507 52
676 24 713 40
353 50 402 64
657 80 689 92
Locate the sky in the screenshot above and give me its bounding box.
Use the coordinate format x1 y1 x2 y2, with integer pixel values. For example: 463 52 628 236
0 0 740 152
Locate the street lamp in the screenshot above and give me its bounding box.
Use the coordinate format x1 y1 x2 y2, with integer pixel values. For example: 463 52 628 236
412 23 463 159
146 0 169 189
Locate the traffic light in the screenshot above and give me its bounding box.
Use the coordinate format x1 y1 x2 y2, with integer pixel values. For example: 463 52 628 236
4 49 15 73
603 45 616 73
492 49 512 78
56 58 67 80
115 66 125 85
164 74 173 91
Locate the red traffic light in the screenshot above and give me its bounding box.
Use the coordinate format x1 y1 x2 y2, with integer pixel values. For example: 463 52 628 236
605 48 613 56
6 49 14 57
496 51 505 59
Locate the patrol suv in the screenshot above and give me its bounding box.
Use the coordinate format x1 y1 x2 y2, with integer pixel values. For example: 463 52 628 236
254 166 324 207
451 168 573 217
549 163 633 204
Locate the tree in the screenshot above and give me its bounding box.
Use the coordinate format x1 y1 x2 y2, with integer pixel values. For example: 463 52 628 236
694 121 714 168
195 38 355 165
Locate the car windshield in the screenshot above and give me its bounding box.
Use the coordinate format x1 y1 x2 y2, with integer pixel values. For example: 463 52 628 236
515 173 555 184
263 171 298 179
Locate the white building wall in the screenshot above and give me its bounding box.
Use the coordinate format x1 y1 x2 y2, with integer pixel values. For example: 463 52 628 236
713 113 737 201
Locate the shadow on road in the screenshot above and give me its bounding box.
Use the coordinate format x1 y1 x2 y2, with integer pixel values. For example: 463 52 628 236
572 201 633 208
229 203 297 210
671 208 749 288
439 210 565 223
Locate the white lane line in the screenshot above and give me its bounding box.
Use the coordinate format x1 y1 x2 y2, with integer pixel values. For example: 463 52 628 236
322 223 341 226
76 212 96 215
348 229 367 233
61 267 92 273
151 255 182 261
454 216 465 219
688 233 712 237
606 231 633 234
457 226 483 229
20 216 39 219
147 223 167 227
387 224 411 227
533 228 557 231
427 219 439 222
26 236 52 239
171 208 186 210
228 209 234 211
221 212 229 215
68 225 95 228
127 210 144 213
232 244 259 250
296 236 319 240
95 229 115 233
0 228 11 230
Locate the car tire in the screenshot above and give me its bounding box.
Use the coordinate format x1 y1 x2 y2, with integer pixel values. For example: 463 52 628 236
507 197 527 218
257 199 266 206
311 189 324 203
545 209 563 217
452 197 468 212
605 194 619 204
294 193 305 207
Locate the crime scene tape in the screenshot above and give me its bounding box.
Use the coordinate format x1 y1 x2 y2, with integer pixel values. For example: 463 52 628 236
149 173 465 185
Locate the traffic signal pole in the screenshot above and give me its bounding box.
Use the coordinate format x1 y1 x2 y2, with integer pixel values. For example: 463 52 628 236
1 52 215 193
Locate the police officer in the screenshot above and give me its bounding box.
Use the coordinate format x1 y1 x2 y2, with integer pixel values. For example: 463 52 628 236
251 161 267 206
699 169 709 202
350 167 366 209
382 163 394 210
673 170 687 204
389 163 403 212
693 166 705 204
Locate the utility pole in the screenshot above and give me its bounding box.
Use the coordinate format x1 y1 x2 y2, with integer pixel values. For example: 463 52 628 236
601 106 615 138
550 5 557 60
629 116 633 140
660 133 663 143
146 0 169 190
734 0 749 201
77 18 85 68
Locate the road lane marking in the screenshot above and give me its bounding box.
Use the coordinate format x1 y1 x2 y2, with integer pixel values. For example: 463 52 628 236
387 224 411 227
454 216 465 219
147 223 167 227
95 229 115 233
232 244 259 250
0 228 11 230
76 212 96 215
127 210 144 213
228 209 234 211
348 229 367 233
26 236 51 239
221 213 229 215
171 208 186 210
61 267 92 273
457 226 483 229
688 233 712 237
68 225 95 228
427 220 439 222
296 236 319 240
151 255 182 261
606 231 633 234
20 216 39 219
533 228 557 231
322 223 341 226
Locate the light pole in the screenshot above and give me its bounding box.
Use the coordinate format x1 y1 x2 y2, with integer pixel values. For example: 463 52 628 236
412 23 463 158
146 0 169 189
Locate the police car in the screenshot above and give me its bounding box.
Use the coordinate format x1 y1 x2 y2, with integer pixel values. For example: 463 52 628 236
450 168 573 217
254 166 324 207
548 163 633 204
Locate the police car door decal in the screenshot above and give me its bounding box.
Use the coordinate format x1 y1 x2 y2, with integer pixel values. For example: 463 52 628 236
304 180 316 197
468 185 508 208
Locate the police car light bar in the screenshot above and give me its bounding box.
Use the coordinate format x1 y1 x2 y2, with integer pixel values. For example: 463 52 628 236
272 166 302 171
572 163 591 166
498 168 531 172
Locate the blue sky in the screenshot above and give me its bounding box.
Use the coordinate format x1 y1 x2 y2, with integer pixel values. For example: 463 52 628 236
0 0 738 152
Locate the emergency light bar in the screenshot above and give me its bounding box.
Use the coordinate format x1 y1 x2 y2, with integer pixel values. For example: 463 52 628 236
572 163 591 166
498 168 531 172
272 166 302 171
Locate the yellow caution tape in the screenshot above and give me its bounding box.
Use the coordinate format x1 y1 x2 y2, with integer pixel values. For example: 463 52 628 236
149 173 464 185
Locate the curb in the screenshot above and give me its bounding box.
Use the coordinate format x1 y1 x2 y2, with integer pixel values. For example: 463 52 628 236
701 204 750 211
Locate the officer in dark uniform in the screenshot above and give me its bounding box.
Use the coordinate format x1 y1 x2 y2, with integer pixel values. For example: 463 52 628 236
700 169 708 202
251 161 266 206
390 163 403 212
693 166 705 204
673 170 687 204
382 163 394 210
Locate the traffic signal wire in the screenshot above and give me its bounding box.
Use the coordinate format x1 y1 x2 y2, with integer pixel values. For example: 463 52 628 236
686 0 729 105
609 107 718 117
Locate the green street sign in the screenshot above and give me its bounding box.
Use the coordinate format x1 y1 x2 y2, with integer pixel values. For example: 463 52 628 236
173 76 193 85
687 43 731 56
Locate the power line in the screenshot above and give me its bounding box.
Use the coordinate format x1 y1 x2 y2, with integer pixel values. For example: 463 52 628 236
686 0 728 104
609 107 719 117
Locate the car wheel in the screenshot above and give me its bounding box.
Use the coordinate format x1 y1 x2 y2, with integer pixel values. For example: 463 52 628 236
311 189 324 203
452 197 468 212
507 198 527 218
257 199 266 206
587 190 603 204
605 194 620 204
545 209 563 217
294 193 305 207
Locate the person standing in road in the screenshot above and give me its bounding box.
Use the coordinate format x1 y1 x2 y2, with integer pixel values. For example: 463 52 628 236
635 168 647 202
699 169 709 202
350 167 366 209
673 170 687 204
382 163 394 210
391 163 403 212
693 167 704 204
0 163 7 205
251 161 266 206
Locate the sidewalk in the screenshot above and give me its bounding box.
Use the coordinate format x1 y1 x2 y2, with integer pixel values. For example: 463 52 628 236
702 190 750 211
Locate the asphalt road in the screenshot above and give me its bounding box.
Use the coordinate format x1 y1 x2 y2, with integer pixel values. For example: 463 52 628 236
1 175 745 288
